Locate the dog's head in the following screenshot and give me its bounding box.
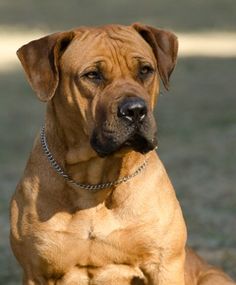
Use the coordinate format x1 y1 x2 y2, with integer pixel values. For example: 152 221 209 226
17 24 178 157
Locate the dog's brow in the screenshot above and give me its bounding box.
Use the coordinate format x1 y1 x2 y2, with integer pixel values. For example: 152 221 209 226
132 55 154 63
80 58 108 70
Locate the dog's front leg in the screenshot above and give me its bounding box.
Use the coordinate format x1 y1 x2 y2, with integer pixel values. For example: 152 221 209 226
142 250 186 285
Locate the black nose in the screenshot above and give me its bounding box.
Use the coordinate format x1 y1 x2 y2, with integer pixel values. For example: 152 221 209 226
118 97 147 123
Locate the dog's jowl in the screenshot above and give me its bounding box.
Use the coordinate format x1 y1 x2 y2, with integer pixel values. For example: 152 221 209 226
10 24 235 285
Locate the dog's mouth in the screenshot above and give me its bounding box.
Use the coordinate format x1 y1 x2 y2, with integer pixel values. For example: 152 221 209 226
90 130 158 157
122 134 157 154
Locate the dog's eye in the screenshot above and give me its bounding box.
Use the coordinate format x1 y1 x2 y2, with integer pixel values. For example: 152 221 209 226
83 70 103 81
139 65 154 76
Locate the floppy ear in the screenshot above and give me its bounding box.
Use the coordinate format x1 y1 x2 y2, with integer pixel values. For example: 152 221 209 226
17 31 75 101
132 23 178 90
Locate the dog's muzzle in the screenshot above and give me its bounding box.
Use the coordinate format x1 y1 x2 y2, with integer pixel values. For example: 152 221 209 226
90 96 157 157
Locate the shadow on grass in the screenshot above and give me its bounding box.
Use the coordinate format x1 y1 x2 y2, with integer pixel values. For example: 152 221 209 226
0 0 236 32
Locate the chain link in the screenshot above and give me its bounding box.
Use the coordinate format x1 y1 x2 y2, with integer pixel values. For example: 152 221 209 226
40 126 148 192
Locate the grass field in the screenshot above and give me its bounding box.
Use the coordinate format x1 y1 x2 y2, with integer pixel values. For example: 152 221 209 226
0 0 235 283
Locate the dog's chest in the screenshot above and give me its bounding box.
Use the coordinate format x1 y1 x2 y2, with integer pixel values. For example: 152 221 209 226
34 207 155 277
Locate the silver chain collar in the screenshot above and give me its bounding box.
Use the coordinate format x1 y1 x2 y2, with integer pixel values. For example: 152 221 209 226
40 126 148 192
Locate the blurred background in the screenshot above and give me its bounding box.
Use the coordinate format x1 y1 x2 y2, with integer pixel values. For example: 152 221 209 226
0 0 235 283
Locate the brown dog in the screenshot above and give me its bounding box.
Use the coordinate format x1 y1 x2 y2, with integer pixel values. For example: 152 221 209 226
11 24 235 285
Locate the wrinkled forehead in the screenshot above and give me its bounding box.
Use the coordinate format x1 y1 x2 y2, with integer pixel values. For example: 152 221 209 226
61 25 156 70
